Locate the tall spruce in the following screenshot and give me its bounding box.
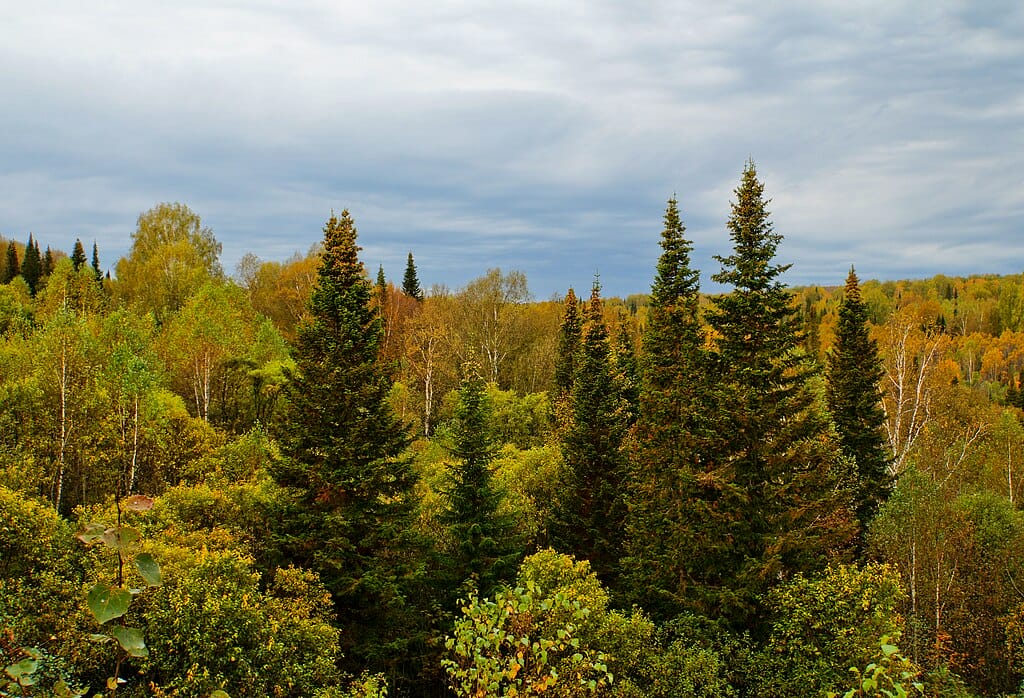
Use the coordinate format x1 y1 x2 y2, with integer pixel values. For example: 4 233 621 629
91 242 103 284
702 161 855 630
21 236 41 296
827 266 891 528
402 251 424 301
439 367 520 596
553 287 582 394
550 279 628 585
70 239 87 271
614 323 639 427
273 210 420 676
623 196 709 618
3 242 18 284
42 247 55 278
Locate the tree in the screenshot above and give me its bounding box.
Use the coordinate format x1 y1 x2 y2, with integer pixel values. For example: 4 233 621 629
41 247 55 278
2 241 17 283
115 202 223 320
827 267 892 528
623 196 708 618
551 280 628 586
70 239 86 271
403 251 424 302
21 235 41 296
272 210 420 677
701 161 856 630
438 367 520 596
553 288 581 395
91 242 103 284
452 268 531 386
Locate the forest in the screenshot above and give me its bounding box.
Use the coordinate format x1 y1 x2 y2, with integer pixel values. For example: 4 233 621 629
4 162 1024 697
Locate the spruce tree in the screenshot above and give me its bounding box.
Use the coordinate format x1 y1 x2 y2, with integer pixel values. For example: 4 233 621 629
21 236 41 295
614 323 639 427
551 280 627 585
2 242 17 284
273 210 420 675
827 266 891 529
622 196 709 618
402 251 424 301
70 239 87 271
553 287 582 394
439 367 520 596
91 242 103 284
702 161 855 629
42 247 55 278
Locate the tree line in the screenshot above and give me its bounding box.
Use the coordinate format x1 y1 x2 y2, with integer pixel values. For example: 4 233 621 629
3 165 1024 696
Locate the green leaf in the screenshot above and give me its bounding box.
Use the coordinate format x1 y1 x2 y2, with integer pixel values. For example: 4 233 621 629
87 582 132 624
209 691 231 698
108 626 148 658
133 553 161 586
76 522 107 546
5 658 37 680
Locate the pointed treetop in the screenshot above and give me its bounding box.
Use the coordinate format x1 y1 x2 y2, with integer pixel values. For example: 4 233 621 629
92 242 103 282
554 287 582 393
651 196 700 313
402 251 424 301
318 209 364 286
844 266 862 304
71 239 87 271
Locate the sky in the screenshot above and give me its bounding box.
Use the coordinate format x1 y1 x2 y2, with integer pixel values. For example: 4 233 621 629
1 1 1022 299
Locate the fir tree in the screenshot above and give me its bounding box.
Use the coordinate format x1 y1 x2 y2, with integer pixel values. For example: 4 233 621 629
402 251 424 301
273 210 420 676
827 266 891 529
2 242 17 284
551 279 628 586
70 239 87 271
702 161 856 630
622 196 709 618
21 236 41 296
92 242 103 284
439 367 520 596
614 323 639 427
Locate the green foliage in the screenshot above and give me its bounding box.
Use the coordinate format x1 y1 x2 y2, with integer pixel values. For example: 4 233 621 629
402 252 423 302
828 635 925 698
752 563 905 697
553 288 581 396
827 267 892 529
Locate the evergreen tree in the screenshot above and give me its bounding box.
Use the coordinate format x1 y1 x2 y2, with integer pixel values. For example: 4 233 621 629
439 367 520 596
375 264 388 316
553 287 582 394
614 323 639 427
272 210 420 676
827 266 891 529
702 161 856 630
21 235 41 296
42 247 55 278
70 239 87 271
622 196 709 619
402 251 424 301
550 280 627 585
91 242 103 284
2 241 17 284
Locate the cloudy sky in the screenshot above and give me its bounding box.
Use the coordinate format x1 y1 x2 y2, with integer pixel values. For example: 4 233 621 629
2 1 1022 297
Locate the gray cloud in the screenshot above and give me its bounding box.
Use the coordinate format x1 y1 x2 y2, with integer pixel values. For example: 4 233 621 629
0 0 1021 296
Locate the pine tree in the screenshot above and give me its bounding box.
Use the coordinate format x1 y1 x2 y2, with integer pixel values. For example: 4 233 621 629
402 251 424 301
622 196 709 618
551 280 628 585
439 367 520 596
827 267 891 529
702 161 856 629
273 210 420 675
70 239 87 271
21 236 41 296
92 242 103 284
2 242 17 284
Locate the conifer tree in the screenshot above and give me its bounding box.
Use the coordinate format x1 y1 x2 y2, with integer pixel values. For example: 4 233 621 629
91 242 103 284
622 196 709 618
42 247 55 278
2 242 18 284
827 267 891 529
402 251 424 301
702 161 855 629
553 287 582 394
21 236 41 295
614 323 639 427
273 210 420 674
70 239 87 271
439 367 520 596
551 280 627 585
